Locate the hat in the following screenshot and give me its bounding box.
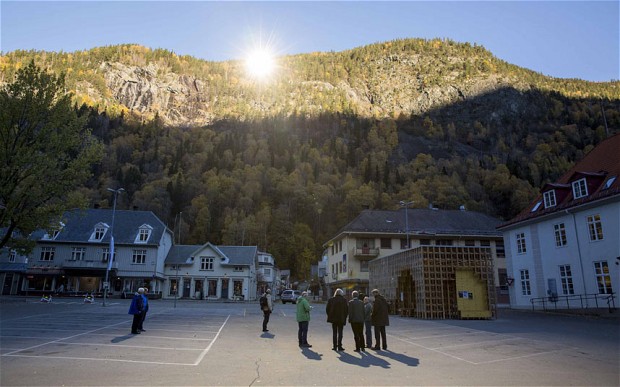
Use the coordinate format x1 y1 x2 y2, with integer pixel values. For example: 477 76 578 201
372 289 379 295
138 288 145 294
266 289 271 293
301 291 308 297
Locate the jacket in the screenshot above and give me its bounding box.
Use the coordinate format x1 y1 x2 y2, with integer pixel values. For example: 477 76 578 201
326 294 348 325
348 298 365 324
128 293 144 315
364 302 373 322
296 296 311 322
371 294 390 326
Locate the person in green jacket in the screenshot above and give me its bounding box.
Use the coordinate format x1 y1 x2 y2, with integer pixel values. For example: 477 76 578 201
296 291 313 348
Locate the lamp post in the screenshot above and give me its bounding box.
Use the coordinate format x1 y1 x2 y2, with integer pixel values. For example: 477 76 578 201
104 187 124 306
399 200 414 249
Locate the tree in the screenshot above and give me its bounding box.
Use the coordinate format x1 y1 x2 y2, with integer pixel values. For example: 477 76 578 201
0 61 103 252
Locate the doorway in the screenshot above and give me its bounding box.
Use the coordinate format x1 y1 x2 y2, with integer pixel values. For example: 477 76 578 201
221 278 229 299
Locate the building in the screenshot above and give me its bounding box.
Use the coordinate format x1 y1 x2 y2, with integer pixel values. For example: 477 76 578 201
6 209 174 297
0 248 28 295
257 251 279 294
323 208 506 302
498 134 620 309
164 243 259 301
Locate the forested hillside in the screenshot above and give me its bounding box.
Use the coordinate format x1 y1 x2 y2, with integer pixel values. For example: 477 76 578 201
2 39 619 278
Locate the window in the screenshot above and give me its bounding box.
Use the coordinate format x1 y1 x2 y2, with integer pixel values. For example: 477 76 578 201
40 247 55 261
264 268 271 276
531 201 542 212
572 178 588 199
594 261 613 294
520 269 531 296
587 214 604 241
496 241 505 258
71 247 86 261
135 225 153 243
360 260 369 272
132 249 147 264
603 176 616 190
89 224 108 241
559 265 574 295
553 223 567 247
516 233 527 254
201 257 214 271
400 239 407 249
543 190 557 208
233 266 243 272
435 240 453 246
464 240 476 247
480 240 491 247
419 239 431 246
207 279 217 297
9 250 16 262
380 238 392 249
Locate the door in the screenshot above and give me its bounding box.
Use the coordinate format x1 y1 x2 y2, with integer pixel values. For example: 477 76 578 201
221 278 229 299
2 274 13 295
183 278 191 298
455 269 491 319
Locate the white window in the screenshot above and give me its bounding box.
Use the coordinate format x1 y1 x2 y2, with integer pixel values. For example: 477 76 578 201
40 247 55 261
516 233 527 254
132 249 146 264
264 268 272 276
89 224 109 241
9 250 16 262
71 247 86 261
553 223 567 247
586 214 604 241
134 224 153 243
201 256 214 271
101 247 115 262
572 178 588 199
559 265 574 295
594 261 613 294
543 190 557 208
233 266 243 272
520 269 531 296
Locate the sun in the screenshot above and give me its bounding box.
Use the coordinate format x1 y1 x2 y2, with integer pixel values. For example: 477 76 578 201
245 47 276 80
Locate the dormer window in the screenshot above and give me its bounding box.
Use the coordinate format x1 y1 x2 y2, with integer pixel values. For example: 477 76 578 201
603 176 616 190
543 190 557 208
531 201 542 212
43 222 65 240
135 224 153 243
572 178 588 199
89 223 109 242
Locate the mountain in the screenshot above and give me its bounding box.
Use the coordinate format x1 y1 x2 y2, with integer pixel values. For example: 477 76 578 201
2 39 619 277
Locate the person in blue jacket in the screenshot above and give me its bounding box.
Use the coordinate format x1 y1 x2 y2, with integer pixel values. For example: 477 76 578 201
128 288 144 334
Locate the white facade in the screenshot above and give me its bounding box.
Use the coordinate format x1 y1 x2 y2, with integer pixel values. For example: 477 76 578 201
503 199 619 308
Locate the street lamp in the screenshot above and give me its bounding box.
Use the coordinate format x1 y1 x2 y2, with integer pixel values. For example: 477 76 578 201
104 187 124 306
399 200 414 249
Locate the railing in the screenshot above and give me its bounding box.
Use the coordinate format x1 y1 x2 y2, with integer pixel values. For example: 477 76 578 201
530 292 616 313
62 260 118 269
353 247 380 258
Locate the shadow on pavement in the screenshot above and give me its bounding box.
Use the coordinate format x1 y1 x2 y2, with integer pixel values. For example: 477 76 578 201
300 347 323 361
260 332 274 339
376 349 420 367
110 334 136 343
337 350 391 368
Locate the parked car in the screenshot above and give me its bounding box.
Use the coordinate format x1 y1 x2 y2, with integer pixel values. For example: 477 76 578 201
281 289 302 304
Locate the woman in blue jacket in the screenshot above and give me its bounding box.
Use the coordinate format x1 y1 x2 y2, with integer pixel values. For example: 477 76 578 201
128 288 144 334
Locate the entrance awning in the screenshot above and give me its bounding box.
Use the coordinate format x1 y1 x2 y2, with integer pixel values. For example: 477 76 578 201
63 268 113 277
26 268 64 275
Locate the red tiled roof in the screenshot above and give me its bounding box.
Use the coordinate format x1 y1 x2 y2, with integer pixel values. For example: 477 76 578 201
499 133 620 229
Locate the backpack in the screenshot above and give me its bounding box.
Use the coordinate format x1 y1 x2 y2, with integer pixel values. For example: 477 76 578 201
260 295 268 309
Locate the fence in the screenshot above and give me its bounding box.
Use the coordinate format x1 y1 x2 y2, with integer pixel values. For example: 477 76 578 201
530 292 616 313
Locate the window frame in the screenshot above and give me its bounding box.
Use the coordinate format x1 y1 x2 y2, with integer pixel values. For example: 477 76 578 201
516 232 527 254
132 249 147 264
40 247 55 261
543 190 557 208
594 261 613 294
553 223 567 247
9 250 16 262
586 214 604 241
71 247 86 261
559 265 574 295
520 269 531 296
201 256 214 271
572 178 588 199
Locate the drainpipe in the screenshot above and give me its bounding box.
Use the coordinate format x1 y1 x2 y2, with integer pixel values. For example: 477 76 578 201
566 209 589 306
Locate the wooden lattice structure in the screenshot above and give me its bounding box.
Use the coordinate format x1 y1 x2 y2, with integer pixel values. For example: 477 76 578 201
369 246 496 319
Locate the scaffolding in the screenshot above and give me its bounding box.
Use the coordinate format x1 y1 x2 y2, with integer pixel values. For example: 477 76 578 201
369 246 496 319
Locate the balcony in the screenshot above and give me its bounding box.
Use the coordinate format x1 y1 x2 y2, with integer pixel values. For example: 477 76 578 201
353 247 380 259
62 260 118 270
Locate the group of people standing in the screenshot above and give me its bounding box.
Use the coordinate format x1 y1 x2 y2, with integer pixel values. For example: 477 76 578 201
128 287 149 334
326 288 389 352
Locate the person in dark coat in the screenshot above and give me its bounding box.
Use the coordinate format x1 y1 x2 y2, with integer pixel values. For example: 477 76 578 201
326 288 348 351
371 288 390 350
139 287 149 332
348 290 366 352
363 296 373 349
128 288 144 334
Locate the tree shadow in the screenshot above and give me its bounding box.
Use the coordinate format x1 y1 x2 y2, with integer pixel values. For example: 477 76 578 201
337 350 391 368
300 347 323 361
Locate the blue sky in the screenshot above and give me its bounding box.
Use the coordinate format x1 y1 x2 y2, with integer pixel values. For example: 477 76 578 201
1 1 618 82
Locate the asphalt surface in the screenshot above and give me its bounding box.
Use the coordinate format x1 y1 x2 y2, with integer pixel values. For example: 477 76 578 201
0 297 618 386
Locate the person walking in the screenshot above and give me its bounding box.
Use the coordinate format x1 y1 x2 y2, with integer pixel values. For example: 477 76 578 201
326 288 348 351
138 287 149 332
128 288 144 334
371 288 390 350
363 296 373 349
296 291 312 348
348 290 366 352
260 288 273 332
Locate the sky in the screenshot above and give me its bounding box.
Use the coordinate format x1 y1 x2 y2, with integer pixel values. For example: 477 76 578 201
1 1 619 82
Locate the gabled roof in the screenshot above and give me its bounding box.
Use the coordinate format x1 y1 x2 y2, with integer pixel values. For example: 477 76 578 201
499 133 620 230
165 244 257 266
38 208 169 245
327 208 502 244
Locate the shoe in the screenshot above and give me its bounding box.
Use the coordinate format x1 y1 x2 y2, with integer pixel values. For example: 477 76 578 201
361 348 366 352
338 347 345 351
332 347 337 351
263 329 269 332
302 343 312 348
354 349 360 352
140 329 146 332
131 331 140 334
372 346 380 350
382 346 387 350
